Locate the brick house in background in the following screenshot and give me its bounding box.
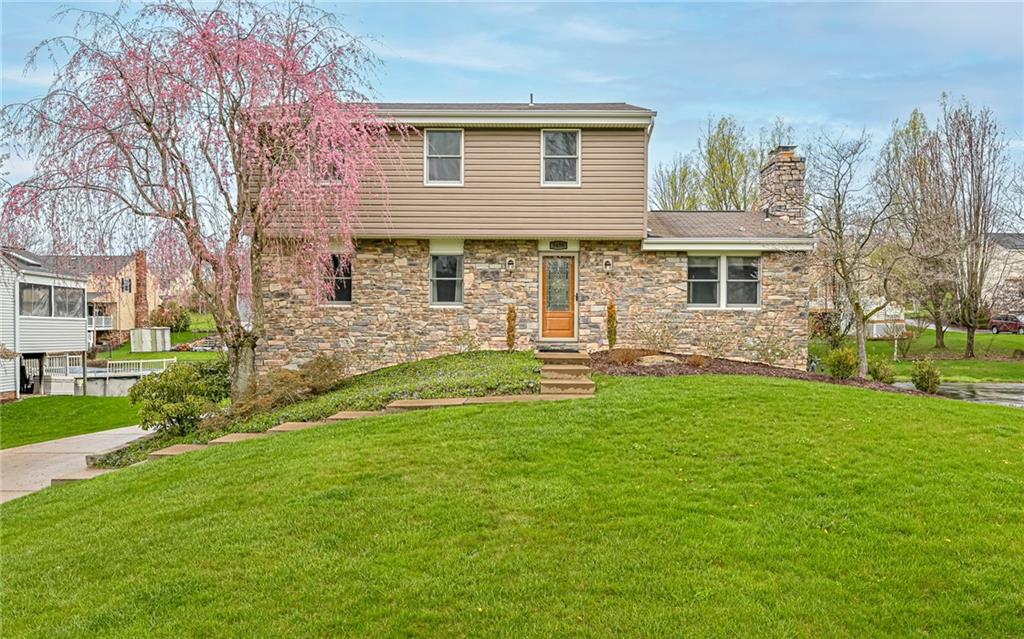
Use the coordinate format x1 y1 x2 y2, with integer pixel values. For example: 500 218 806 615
258 103 814 374
41 251 159 347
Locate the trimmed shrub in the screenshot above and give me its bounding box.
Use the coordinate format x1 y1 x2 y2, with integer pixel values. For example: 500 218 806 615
824 347 858 380
684 353 711 368
506 304 517 352
911 360 941 394
606 299 618 349
129 358 230 435
867 358 896 384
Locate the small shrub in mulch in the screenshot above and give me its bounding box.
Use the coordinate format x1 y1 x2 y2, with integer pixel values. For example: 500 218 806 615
607 348 657 365
591 351 921 396
824 347 858 380
684 354 711 368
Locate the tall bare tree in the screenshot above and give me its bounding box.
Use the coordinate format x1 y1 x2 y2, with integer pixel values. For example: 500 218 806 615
806 130 900 378
650 153 702 210
937 97 1014 357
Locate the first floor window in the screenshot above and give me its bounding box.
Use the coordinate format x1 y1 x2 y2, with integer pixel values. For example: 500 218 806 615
327 255 352 303
120 277 132 292
19 283 51 317
726 256 760 306
687 255 761 308
54 286 85 318
430 254 463 304
687 257 719 305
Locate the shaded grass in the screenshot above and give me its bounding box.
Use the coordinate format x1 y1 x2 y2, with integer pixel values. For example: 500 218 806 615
811 328 1024 382
0 397 140 449
96 350 541 467
2 375 1021 637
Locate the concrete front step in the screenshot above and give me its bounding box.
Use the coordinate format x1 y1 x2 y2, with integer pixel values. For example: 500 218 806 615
268 421 331 433
541 364 592 380
209 432 271 445
149 444 208 460
536 351 591 365
541 379 596 394
51 467 115 486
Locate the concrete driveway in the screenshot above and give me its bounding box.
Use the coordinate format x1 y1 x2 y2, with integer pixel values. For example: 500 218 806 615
1 426 150 503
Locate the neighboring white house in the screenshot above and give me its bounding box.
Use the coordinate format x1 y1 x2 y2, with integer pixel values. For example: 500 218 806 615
990 233 1024 312
1 247 89 402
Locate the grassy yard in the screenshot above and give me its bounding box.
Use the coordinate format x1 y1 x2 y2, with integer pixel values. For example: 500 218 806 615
97 350 541 467
2 375 1021 637
0 396 140 449
811 328 1024 382
95 311 219 362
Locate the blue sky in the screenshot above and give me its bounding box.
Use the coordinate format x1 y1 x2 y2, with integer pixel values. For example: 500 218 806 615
3 1 1022 180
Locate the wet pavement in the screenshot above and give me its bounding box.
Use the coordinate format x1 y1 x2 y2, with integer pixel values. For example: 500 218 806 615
895 382 1024 409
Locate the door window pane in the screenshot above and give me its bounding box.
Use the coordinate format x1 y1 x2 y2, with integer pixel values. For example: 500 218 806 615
431 255 464 304
545 257 571 311
20 283 51 317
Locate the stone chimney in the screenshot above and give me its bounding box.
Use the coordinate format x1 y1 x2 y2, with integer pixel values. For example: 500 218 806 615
758 145 806 226
134 250 150 328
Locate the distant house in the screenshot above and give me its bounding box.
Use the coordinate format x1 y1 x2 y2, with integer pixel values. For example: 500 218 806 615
990 233 1024 312
40 251 159 347
0 247 88 402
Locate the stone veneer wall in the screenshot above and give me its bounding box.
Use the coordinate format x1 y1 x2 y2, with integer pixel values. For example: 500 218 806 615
256 239 810 375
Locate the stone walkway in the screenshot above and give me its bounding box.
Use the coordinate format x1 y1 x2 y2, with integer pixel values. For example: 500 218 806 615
0 426 151 503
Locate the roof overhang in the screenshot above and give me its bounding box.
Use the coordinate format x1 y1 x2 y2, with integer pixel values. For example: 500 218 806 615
381 109 655 129
641 237 816 252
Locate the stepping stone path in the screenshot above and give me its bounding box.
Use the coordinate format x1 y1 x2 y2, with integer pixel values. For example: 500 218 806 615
210 433 271 445
51 467 115 486
133 351 596 468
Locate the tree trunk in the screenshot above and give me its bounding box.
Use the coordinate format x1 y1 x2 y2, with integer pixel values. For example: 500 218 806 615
227 338 257 400
964 327 976 359
933 313 946 349
855 314 869 379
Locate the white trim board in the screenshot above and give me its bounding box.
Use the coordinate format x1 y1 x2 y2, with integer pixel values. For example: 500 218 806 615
642 237 815 252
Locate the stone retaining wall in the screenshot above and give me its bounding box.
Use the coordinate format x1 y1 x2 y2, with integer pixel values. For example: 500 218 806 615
256 239 809 374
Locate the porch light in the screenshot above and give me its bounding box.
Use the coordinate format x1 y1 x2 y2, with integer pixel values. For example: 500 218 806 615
506 257 516 273
603 258 613 272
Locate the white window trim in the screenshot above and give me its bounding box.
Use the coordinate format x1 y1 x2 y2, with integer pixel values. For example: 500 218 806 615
429 253 465 308
687 255 762 310
423 128 464 187
540 129 581 187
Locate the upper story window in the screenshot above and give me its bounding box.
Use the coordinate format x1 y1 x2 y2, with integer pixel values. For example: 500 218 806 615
120 277 132 293
424 129 463 186
54 286 86 318
541 129 580 186
327 254 352 303
19 283 51 317
430 255 464 305
687 256 761 308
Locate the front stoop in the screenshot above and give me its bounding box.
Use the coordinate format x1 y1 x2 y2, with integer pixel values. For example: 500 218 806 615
210 433 271 445
149 444 208 460
538 351 594 396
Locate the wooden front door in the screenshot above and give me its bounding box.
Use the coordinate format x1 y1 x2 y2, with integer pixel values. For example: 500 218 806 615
542 255 575 339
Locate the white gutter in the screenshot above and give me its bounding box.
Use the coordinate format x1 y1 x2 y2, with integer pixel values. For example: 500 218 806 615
381 109 655 128
642 237 816 252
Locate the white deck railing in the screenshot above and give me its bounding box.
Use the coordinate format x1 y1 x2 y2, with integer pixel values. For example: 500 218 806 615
36 354 177 378
87 315 114 330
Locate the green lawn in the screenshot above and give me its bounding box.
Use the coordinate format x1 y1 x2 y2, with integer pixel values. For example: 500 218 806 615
0 396 140 449
2 375 1021 637
96 350 541 467
811 328 1024 382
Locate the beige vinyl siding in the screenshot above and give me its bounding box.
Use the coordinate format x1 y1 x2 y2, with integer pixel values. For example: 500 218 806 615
353 128 647 239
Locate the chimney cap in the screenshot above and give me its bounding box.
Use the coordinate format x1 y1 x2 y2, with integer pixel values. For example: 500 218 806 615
772 144 798 157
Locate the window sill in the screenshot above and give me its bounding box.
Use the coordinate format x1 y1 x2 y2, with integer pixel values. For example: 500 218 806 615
321 301 353 307
429 303 464 309
541 182 582 188
688 305 762 312
423 181 464 187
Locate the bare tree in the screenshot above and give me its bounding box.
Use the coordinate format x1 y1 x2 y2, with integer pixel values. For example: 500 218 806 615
937 97 1013 357
806 130 900 378
650 153 702 210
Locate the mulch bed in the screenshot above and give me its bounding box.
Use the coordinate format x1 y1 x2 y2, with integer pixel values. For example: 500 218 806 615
591 351 923 396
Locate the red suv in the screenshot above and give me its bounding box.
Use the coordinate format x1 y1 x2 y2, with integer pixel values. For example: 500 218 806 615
989 314 1024 334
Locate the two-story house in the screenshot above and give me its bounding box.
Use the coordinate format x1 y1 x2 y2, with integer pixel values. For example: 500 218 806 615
257 103 814 375
1 247 89 401
41 251 159 347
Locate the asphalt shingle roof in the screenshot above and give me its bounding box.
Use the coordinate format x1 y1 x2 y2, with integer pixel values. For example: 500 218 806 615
647 210 812 239
376 102 654 114
993 233 1024 250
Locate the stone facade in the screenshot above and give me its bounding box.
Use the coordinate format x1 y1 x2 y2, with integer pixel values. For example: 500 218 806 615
256 239 810 374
